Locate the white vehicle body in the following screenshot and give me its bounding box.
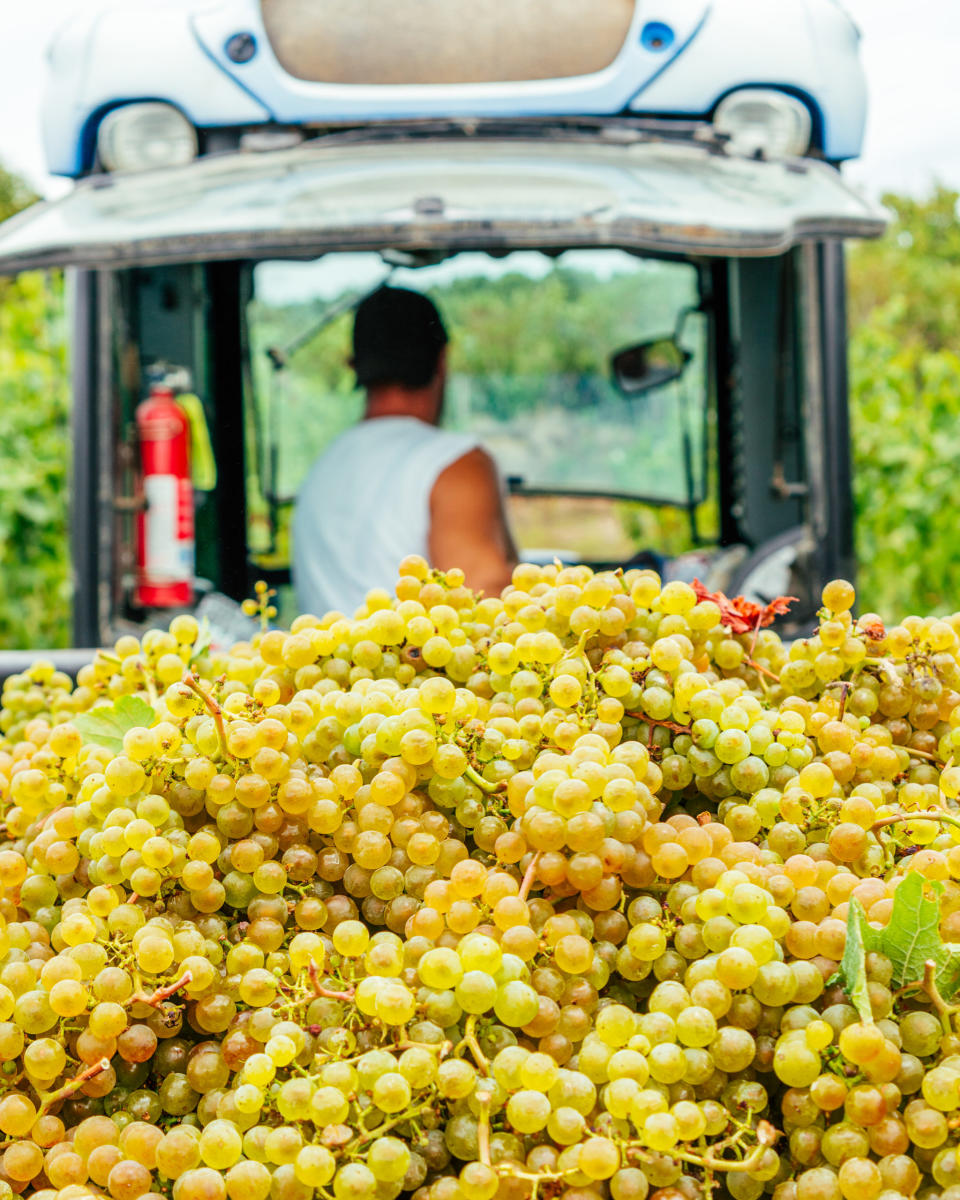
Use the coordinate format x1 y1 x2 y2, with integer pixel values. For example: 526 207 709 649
43 0 866 177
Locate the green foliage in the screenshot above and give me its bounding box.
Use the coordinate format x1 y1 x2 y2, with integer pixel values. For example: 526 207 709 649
74 695 156 753
848 187 960 618
247 255 712 563
0 164 70 649
839 872 960 1019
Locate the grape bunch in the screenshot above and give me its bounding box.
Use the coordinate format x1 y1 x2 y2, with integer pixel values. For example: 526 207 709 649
2 562 960 1200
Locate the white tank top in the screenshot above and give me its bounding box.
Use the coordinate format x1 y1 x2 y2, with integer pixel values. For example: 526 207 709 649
292 416 478 616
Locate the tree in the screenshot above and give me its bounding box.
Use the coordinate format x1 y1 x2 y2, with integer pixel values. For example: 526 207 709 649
847 187 960 617
0 164 71 649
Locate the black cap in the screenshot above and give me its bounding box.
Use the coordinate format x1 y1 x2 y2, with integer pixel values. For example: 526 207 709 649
352 286 448 389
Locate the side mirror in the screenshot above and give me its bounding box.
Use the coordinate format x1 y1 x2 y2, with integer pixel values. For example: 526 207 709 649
611 337 690 396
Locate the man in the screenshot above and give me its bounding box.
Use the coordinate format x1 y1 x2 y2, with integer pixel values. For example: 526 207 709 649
293 286 517 615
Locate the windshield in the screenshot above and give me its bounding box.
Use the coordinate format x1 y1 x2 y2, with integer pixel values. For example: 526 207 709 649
245 248 716 565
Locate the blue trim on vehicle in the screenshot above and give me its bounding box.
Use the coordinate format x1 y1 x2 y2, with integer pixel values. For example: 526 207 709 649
640 22 676 52
628 5 712 102
189 16 281 121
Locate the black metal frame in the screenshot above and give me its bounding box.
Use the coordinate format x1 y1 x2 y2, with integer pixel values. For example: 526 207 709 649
709 259 742 548
70 269 109 648
206 262 251 602
817 240 855 585
70 270 98 646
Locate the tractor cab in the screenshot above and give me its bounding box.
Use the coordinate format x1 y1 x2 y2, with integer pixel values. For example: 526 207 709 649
0 0 885 659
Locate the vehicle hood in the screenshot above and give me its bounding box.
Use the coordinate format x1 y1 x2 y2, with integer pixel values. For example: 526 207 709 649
0 133 887 273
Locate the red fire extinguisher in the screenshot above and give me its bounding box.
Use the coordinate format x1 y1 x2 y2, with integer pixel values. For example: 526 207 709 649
135 382 195 608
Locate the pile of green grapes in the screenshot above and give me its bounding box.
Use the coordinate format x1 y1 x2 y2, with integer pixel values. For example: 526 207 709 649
3 560 960 1200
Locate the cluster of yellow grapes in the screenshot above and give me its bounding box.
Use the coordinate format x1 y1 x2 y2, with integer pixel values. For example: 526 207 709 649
1 559 960 1200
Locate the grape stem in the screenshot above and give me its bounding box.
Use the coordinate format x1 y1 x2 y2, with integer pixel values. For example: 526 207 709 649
129 970 193 1010
625 714 692 735
744 657 780 684
457 1013 490 1075
185 673 229 760
498 1163 575 1200
518 852 541 903
632 1120 777 1174
464 765 502 795
38 1057 111 1116
396 1038 453 1059
916 958 960 1034
476 1094 491 1166
872 810 960 837
747 613 763 657
346 1100 433 1152
826 680 852 721
308 961 355 1003
891 746 945 765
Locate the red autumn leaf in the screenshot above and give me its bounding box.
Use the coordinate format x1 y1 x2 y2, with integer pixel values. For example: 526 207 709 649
692 580 798 635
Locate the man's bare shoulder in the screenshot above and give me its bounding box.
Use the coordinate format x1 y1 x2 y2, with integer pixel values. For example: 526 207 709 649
432 445 499 497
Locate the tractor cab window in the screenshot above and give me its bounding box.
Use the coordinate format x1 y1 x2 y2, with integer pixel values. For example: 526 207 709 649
244 248 716 604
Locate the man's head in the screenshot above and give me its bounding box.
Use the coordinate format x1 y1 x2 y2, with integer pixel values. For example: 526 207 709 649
352 286 449 422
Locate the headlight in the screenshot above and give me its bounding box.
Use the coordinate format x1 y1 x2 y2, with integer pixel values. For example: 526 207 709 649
97 103 198 173
713 89 812 159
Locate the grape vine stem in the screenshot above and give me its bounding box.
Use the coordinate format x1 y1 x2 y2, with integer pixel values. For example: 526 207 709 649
185 673 229 760
632 1120 777 1174
625 714 692 735
476 1094 491 1166
904 747 946 765
518 853 541 903
129 970 193 1010
872 810 960 837
308 961 355 1002
464 765 502 795
744 658 780 684
346 1100 433 1153
457 1013 490 1075
923 958 960 1034
38 1058 111 1117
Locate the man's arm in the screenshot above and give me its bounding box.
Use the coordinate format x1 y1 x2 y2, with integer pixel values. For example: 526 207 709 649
429 447 517 596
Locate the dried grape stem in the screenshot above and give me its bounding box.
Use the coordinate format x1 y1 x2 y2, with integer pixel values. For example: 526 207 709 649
744 658 781 683
39 1058 111 1115
130 970 193 1009
748 613 763 657
518 852 541 903
831 681 852 721
308 961 355 1002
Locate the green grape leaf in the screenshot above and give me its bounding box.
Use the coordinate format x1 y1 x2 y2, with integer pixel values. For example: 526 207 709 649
73 694 156 753
935 950 960 1003
839 872 960 1013
839 897 878 1024
878 872 949 991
